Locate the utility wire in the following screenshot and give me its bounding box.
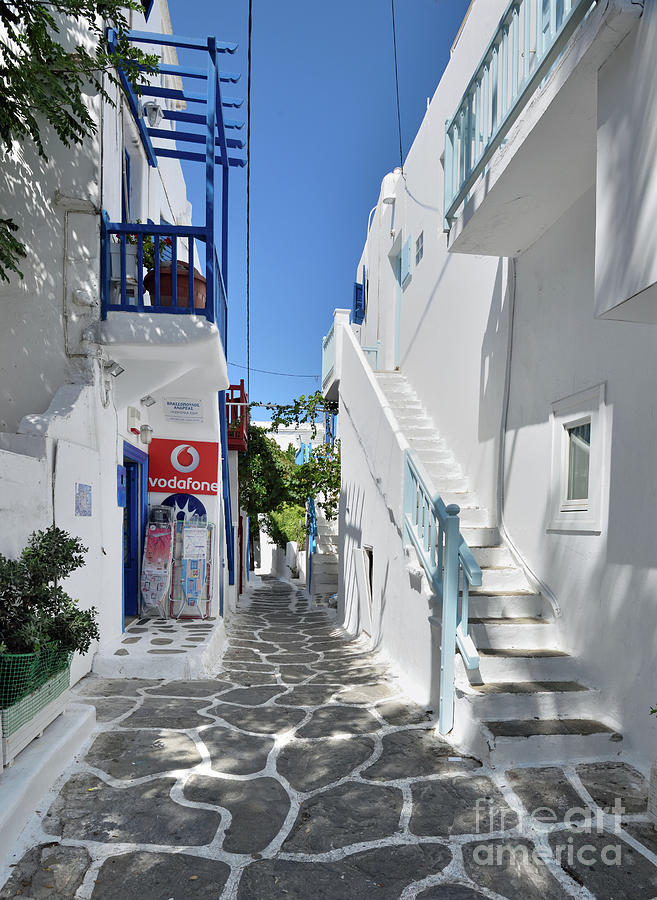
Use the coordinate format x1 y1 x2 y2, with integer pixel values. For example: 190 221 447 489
391 0 404 172
246 0 253 398
229 362 319 379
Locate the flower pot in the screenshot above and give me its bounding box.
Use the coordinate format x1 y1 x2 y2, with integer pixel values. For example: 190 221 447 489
110 243 139 282
143 262 207 310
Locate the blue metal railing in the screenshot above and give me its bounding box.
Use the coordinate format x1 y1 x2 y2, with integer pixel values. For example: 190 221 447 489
444 0 595 228
404 450 482 734
307 497 318 596
101 213 221 324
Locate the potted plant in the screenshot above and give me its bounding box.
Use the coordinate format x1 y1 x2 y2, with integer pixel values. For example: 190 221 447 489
143 256 207 310
0 526 99 765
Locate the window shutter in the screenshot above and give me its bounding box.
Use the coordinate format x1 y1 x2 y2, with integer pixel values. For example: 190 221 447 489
401 235 412 288
353 280 365 325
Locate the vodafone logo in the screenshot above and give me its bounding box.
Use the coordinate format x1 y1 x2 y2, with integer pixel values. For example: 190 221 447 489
148 438 219 496
170 444 200 474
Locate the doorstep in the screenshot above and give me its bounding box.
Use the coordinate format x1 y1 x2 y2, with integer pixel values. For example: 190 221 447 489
91 616 226 679
0 702 95 869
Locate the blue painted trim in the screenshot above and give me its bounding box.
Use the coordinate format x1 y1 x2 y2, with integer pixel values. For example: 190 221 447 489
140 85 243 107
142 0 155 21
218 392 235 586
100 211 110 320
145 62 240 83
162 109 244 131
106 28 158 168
153 147 246 167
147 126 245 150
128 29 237 53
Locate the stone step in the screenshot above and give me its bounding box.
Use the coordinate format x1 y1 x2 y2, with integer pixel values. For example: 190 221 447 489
424 461 465 482
457 506 495 528
460 681 597 721
468 592 545 618
470 545 514 568
476 647 578 681
469 617 558 650
481 718 622 767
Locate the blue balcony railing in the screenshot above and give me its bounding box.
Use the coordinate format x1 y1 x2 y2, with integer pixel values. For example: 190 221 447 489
444 0 595 228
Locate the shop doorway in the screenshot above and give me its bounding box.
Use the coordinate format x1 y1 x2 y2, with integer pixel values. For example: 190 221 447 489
122 442 148 629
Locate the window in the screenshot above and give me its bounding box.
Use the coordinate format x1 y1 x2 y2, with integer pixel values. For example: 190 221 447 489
548 384 607 534
565 421 590 504
415 231 424 265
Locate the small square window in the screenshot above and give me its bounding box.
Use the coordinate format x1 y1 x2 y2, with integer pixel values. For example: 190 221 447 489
548 384 607 534
566 421 590 501
415 231 424 265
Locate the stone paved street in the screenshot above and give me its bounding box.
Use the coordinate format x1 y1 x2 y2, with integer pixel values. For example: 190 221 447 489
2 578 657 898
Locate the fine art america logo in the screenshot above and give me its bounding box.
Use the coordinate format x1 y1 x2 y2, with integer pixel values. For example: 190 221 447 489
170 444 200 474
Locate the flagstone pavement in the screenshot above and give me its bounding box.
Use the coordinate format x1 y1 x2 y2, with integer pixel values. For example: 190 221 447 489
2 577 657 899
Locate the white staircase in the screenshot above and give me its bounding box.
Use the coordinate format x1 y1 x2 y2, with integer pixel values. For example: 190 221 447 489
376 372 621 767
309 504 338 606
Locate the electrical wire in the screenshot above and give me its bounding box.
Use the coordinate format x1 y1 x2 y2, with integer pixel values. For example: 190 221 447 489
246 0 253 398
229 362 319 379
391 0 404 172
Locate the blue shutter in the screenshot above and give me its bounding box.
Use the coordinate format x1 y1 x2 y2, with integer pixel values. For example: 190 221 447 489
401 235 412 288
353 280 365 325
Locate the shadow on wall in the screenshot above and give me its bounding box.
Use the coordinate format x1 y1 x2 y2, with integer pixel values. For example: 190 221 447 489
0 96 101 433
478 258 507 444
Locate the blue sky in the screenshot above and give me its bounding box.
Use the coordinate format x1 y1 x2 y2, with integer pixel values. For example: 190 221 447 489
168 0 471 415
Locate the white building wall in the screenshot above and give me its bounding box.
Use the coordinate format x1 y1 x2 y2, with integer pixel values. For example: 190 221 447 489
342 2 657 762
0 0 232 683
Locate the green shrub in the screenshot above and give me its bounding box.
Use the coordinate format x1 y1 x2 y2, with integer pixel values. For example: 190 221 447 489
0 526 99 656
263 503 307 550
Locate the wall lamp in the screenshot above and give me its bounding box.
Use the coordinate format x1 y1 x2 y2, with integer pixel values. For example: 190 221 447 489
142 100 163 128
381 167 402 205
140 395 156 407
140 424 154 445
104 360 125 378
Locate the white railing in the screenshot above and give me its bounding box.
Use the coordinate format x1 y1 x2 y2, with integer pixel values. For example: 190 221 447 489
444 0 595 227
321 323 335 390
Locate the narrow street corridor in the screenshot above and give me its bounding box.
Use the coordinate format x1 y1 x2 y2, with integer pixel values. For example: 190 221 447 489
2 578 656 899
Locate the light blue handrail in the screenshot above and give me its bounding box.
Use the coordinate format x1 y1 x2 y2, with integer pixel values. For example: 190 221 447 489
444 0 595 228
307 497 318 596
404 450 481 734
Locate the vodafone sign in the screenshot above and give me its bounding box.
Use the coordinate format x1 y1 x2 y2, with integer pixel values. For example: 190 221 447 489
148 438 219 496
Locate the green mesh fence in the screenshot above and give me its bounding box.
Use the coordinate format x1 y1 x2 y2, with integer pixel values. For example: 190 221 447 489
0 647 71 738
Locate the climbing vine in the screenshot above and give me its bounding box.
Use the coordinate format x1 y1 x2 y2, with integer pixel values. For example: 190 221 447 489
251 391 338 439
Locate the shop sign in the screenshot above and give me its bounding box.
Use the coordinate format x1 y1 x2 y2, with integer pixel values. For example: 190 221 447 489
148 439 219 496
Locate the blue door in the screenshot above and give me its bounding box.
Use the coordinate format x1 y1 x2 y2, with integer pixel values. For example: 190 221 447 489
123 461 140 619
122 442 148 627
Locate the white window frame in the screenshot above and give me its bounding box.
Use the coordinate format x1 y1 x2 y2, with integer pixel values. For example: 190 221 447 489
547 384 606 534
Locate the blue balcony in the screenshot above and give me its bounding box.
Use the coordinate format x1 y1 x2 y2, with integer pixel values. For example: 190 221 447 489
102 27 246 352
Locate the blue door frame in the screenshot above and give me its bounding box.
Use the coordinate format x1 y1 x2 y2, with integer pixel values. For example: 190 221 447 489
122 441 148 630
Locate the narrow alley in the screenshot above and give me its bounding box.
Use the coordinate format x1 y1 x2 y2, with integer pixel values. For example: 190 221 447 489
2 578 656 899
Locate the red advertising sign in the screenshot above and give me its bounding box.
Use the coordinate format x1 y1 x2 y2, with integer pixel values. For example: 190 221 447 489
148 439 219 496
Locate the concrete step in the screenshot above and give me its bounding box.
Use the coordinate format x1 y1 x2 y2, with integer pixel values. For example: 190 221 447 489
470 545 514 568
460 682 597 721
461 527 501 547
476 647 578 681
476 566 533 594
424 461 465 482
456 506 495 528
481 718 622 767
414 447 453 465
469 616 558 650
468 592 546 618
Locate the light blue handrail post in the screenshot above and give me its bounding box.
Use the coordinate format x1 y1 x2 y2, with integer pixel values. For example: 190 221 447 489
440 503 461 735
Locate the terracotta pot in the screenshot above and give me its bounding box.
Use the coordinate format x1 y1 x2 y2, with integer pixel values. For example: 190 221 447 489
144 261 207 310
